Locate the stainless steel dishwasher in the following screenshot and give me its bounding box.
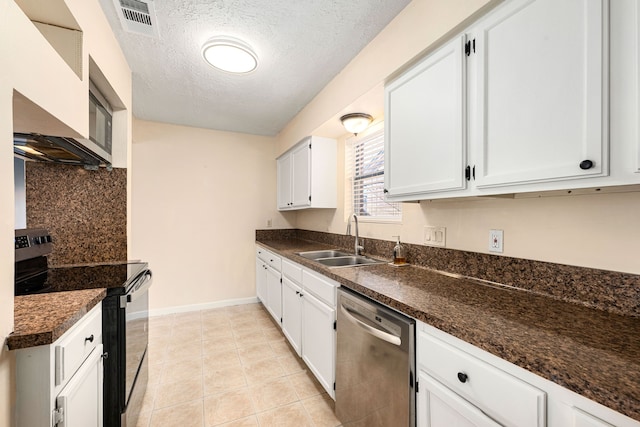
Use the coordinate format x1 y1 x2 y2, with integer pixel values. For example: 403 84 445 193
336 287 416 426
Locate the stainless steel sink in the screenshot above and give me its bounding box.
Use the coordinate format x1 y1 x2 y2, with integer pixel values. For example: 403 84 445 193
297 250 385 268
297 250 352 260
316 255 384 267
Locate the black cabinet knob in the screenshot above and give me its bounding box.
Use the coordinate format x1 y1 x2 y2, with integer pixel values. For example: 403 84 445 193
579 160 594 170
457 372 468 383
85 334 94 343
383 188 388 194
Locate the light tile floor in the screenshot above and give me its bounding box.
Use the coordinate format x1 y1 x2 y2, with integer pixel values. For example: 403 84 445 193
137 303 342 427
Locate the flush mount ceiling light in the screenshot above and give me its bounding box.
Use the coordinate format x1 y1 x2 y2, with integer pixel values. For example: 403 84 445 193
201 36 258 74
340 113 373 135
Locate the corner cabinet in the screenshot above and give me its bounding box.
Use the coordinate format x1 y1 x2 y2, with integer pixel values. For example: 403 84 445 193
15 304 104 427
385 0 640 201
277 136 337 210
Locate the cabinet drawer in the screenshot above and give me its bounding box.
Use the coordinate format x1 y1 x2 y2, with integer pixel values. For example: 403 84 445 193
418 330 545 427
282 259 302 283
256 247 281 271
256 246 269 262
267 254 281 271
55 304 102 387
302 269 338 307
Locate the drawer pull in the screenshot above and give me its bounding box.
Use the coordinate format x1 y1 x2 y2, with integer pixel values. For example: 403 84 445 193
85 334 94 343
457 372 468 383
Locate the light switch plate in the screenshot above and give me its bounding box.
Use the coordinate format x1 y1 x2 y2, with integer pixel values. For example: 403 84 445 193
489 229 503 253
424 226 446 247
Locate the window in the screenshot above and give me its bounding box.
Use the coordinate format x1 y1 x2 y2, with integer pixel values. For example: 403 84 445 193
346 126 401 221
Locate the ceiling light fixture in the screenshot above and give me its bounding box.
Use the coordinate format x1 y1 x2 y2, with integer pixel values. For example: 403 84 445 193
201 36 258 74
340 113 373 136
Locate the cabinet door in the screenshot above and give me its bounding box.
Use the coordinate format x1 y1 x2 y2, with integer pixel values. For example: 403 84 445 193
265 266 282 324
291 143 311 207
573 408 615 427
417 370 501 427
282 277 303 356
471 0 608 188
255 258 267 303
56 345 104 427
385 35 466 198
302 292 335 398
277 154 292 209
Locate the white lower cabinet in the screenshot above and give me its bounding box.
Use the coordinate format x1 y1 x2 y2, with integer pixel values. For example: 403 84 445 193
56 344 104 427
573 408 616 427
281 258 337 399
282 276 303 355
417 321 546 427
418 371 500 427
256 246 282 324
265 265 282 324
417 320 640 427
15 303 104 427
255 257 267 303
301 290 335 398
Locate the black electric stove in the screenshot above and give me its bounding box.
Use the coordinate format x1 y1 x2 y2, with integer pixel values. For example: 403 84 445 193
15 260 149 296
15 228 152 427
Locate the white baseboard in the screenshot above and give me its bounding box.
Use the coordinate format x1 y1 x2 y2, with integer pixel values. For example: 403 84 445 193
149 296 260 317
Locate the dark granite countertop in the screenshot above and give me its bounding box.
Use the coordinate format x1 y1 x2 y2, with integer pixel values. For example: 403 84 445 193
257 238 640 422
8 289 106 350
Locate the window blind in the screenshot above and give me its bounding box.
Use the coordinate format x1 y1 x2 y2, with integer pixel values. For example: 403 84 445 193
346 127 401 221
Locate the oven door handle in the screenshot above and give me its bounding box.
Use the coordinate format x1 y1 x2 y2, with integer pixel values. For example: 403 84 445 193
120 270 152 308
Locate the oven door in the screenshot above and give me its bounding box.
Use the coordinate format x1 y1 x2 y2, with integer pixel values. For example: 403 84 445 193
122 270 151 426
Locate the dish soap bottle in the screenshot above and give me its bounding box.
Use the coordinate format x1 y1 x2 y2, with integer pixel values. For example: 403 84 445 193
392 235 406 265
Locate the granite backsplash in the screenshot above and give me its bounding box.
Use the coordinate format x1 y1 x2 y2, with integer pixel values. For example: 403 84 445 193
26 162 127 266
256 228 640 318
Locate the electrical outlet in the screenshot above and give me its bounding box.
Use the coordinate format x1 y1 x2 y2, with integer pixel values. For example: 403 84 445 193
424 226 446 247
489 229 503 253
266 219 272 228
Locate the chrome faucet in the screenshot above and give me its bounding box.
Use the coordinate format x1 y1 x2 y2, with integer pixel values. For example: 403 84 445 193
346 214 364 256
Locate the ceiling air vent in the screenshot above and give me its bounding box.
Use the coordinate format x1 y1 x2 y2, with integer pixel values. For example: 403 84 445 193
113 0 159 38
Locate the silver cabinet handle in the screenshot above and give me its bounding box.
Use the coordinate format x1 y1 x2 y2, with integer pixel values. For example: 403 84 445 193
340 304 401 346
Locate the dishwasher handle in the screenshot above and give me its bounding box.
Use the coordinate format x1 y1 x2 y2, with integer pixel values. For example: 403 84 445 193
340 304 402 346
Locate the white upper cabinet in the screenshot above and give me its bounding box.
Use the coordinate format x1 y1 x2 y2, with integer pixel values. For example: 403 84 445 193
385 0 640 201
470 0 608 188
277 136 337 210
291 143 312 207
385 35 467 197
277 154 293 210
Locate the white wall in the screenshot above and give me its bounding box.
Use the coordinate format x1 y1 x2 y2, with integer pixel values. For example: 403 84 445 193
131 119 295 312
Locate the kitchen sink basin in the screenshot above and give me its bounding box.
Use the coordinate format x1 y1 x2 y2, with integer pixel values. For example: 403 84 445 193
297 250 385 268
315 255 385 268
297 250 352 260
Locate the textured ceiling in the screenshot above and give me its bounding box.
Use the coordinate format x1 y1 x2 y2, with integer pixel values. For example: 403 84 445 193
98 0 411 136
